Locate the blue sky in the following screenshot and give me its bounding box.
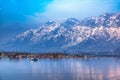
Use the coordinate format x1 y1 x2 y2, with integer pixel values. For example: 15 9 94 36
0 0 53 23
0 0 120 22
0 0 120 43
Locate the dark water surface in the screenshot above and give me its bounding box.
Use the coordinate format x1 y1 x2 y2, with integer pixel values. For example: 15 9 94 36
0 57 120 80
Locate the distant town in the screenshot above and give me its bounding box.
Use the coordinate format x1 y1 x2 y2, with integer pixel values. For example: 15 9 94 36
0 52 120 61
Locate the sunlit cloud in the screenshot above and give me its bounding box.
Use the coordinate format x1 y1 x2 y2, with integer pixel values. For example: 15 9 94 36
38 0 120 20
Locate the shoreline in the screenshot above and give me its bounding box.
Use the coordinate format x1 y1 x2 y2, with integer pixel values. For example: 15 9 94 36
0 52 120 60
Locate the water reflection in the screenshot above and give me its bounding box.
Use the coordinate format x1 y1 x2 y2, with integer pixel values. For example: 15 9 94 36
0 58 120 80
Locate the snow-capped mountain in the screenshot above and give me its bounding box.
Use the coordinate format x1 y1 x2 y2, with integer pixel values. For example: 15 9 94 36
4 12 120 53
79 13 120 27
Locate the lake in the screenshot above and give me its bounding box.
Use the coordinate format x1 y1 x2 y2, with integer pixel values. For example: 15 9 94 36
0 57 120 80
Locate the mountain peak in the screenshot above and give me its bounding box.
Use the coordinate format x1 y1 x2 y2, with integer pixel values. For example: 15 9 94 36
61 18 80 28
44 20 56 26
3 12 120 53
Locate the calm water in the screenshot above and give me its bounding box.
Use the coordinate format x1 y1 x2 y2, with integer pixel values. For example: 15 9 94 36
0 57 120 80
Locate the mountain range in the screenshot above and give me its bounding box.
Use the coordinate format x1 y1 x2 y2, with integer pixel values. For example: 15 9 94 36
1 12 120 54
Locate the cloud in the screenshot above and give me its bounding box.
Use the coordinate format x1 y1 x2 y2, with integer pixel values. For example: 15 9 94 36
27 13 49 23
39 0 120 20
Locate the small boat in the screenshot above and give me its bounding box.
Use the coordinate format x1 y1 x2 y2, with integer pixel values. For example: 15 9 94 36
30 58 38 62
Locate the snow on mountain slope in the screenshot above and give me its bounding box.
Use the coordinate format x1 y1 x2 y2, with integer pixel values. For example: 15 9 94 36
67 26 120 53
13 25 92 47
79 13 120 27
6 12 120 53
